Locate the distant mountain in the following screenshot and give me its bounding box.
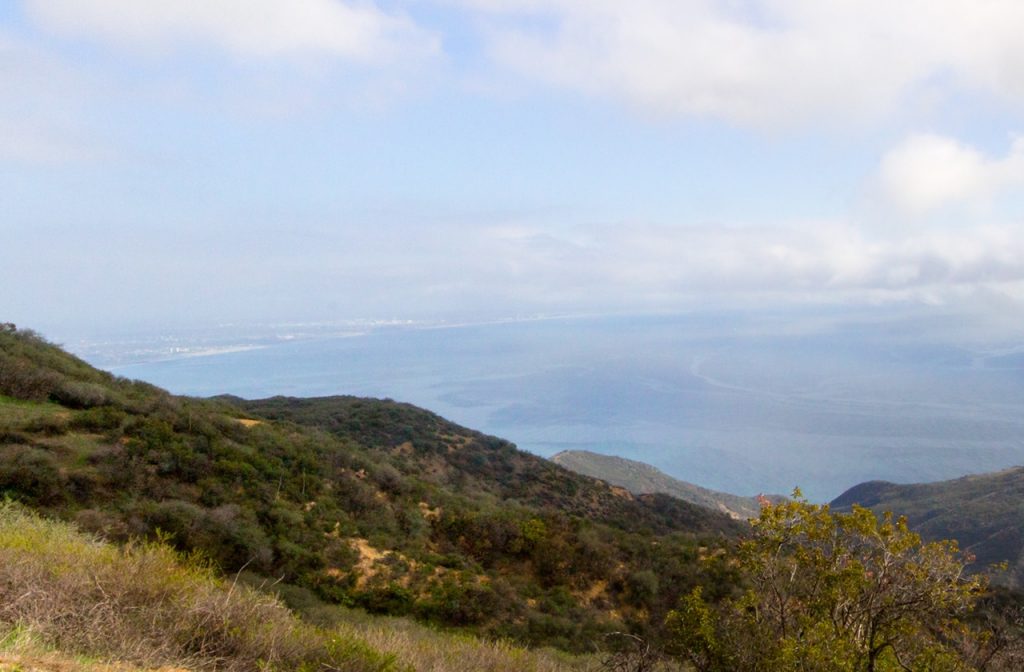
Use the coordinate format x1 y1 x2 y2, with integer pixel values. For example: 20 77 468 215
831 468 1024 586
550 449 776 519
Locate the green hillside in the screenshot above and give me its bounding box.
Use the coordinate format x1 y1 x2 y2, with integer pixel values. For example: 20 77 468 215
0 324 741 652
228 395 736 534
831 468 1024 586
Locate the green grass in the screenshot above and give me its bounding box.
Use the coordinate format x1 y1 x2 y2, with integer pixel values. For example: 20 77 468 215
0 396 66 427
35 432 106 467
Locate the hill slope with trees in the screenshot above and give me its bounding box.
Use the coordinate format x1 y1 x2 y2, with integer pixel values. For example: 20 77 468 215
0 324 741 652
832 468 1024 586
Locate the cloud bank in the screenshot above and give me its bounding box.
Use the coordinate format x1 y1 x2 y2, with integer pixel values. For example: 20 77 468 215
463 0 1024 126
9 213 1024 332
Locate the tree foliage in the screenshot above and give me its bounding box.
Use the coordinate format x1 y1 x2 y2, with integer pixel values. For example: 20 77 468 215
669 492 989 671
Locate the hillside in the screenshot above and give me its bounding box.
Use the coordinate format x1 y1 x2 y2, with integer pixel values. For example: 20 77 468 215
551 449 774 519
0 324 742 652
227 396 735 535
0 499 610 672
831 467 1024 586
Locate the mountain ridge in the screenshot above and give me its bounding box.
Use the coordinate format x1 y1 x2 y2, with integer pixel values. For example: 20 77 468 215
550 448 780 519
831 466 1024 586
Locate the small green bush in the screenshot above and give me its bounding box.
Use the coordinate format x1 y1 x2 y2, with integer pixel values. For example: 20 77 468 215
70 405 126 432
51 381 110 409
0 353 62 402
20 414 68 436
0 446 66 506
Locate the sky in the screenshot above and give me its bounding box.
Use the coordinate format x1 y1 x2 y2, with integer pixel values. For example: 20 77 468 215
3 0 1024 338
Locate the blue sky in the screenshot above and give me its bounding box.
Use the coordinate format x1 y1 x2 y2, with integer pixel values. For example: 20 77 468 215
3 1 1024 337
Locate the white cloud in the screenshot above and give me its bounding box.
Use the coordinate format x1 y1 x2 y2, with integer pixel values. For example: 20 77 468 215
878 134 1024 214
25 0 439 64
433 218 1024 311
457 0 1024 126
10 208 1024 330
234 216 1024 318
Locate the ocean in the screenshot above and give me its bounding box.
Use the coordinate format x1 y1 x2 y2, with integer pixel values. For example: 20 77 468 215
101 312 1024 502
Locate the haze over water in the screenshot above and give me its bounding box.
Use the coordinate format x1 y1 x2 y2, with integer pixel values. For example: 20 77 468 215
101 311 1024 502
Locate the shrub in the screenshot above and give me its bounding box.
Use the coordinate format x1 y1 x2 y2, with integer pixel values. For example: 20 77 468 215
623 570 660 605
417 575 501 626
358 583 416 616
0 446 66 506
0 353 62 402
139 499 275 572
51 381 110 409
20 413 68 436
70 405 126 432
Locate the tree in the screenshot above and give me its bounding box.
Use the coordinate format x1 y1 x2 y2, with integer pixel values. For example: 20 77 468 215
668 492 985 671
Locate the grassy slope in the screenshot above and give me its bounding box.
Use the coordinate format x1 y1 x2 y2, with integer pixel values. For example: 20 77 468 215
831 468 1024 585
0 325 741 652
550 449 774 519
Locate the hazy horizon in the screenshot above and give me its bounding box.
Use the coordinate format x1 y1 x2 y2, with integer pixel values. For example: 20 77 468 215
74 308 1024 503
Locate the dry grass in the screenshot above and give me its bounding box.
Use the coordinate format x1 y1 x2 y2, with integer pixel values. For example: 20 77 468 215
0 502 398 672
326 616 687 672
0 624 172 671
334 617 598 672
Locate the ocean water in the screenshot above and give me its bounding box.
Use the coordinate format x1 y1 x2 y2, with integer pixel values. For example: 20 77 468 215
104 313 1024 501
